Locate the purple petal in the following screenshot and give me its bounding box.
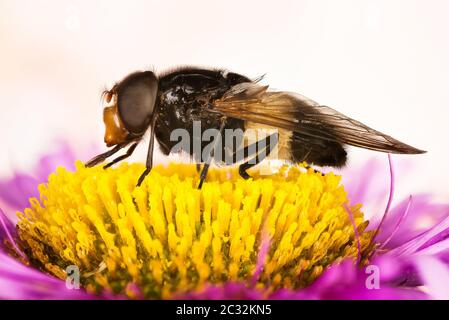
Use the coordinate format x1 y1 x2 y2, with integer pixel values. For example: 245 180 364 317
341 158 387 207
0 251 93 300
413 255 449 299
389 214 449 257
0 142 77 212
419 228 449 251
0 174 40 211
269 258 427 300
35 142 76 182
381 211 449 293
417 238 449 257
251 230 271 285
370 154 395 245
0 208 16 244
377 195 449 249
0 208 26 259
380 195 413 249
179 257 429 300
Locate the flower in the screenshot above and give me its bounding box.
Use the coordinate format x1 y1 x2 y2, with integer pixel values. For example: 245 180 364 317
14 162 371 299
1 147 449 300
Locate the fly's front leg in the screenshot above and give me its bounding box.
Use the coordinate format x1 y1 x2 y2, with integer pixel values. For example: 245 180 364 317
86 143 127 168
103 142 138 169
137 115 158 187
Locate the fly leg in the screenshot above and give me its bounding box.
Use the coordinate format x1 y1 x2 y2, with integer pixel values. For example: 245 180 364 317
103 142 138 169
198 118 227 189
86 143 127 168
304 164 325 176
238 133 278 180
137 115 158 187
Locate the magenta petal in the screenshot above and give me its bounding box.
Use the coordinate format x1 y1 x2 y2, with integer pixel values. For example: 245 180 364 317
0 208 25 259
414 255 449 299
342 158 387 207
35 142 76 182
389 214 449 257
251 230 271 285
0 142 77 212
0 251 93 299
418 227 449 251
1 207 96 299
377 195 449 249
374 256 404 282
379 196 413 250
0 208 16 243
269 258 427 300
0 174 40 211
417 238 449 257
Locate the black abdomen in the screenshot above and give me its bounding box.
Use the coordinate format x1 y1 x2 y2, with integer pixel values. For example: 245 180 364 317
290 132 347 167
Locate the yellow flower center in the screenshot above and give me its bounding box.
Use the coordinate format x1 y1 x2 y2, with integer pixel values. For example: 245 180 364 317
17 162 373 298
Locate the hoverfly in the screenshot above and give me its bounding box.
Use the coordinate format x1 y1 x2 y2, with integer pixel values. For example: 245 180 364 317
86 67 425 189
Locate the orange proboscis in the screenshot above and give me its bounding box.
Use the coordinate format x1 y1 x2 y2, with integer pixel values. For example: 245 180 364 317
103 105 129 146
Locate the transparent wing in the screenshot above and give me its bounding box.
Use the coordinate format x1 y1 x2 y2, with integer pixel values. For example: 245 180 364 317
211 83 425 154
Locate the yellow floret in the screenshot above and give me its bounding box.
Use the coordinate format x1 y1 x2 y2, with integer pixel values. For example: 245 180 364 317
17 162 372 298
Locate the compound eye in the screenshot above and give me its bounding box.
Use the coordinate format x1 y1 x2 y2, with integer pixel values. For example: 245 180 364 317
117 71 158 135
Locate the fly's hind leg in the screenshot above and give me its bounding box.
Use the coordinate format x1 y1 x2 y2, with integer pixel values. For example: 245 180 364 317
304 164 325 176
238 133 278 180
